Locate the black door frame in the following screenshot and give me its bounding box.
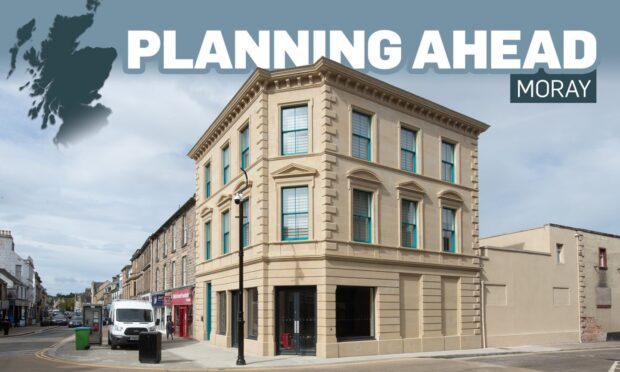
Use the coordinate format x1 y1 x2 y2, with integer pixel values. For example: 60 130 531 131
274 286 316 356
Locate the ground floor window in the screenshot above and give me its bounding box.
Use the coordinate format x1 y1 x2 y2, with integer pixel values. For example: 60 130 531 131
335 286 375 341
247 288 258 339
218 291 226 335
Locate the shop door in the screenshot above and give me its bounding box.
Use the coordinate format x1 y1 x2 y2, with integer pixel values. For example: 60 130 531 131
230 291 239 347
276 286 316 355
179 307 187 338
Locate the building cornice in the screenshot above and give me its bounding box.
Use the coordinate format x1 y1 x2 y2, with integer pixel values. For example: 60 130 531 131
188 58 490 162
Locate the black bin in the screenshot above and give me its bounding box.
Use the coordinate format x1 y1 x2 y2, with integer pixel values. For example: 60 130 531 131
138 331 161 364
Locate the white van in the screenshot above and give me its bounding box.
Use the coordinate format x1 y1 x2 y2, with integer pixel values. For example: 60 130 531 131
108 300 159 349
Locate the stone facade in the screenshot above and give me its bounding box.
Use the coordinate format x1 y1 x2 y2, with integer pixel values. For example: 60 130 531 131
121 265 131 300
480 223 620 346
0 230 37 325
189 59 488 357
150 197 197 294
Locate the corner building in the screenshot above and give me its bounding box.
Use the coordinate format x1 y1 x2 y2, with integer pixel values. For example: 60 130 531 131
189 59 489 357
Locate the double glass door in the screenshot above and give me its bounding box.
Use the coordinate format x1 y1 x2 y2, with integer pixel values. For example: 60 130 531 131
276 286 316 355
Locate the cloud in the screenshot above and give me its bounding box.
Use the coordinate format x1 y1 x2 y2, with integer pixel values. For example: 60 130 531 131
0 71 244 294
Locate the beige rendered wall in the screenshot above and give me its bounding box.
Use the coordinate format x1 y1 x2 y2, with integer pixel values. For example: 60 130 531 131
481 227 550 253
558 227 620 341
191 61 485 357
480 227 580 346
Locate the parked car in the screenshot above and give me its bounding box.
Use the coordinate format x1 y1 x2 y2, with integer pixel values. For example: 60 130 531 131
51 314 67 326
68 315 83 328
40 314 53 326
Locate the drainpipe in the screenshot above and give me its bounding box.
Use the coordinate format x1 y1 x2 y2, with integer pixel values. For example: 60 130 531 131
574 232 583 343
481 279 487 348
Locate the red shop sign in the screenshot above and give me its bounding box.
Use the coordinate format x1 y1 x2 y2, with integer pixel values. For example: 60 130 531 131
171 288 193 305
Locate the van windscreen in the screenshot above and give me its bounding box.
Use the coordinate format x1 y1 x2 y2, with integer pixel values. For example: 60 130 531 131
116 309 153 322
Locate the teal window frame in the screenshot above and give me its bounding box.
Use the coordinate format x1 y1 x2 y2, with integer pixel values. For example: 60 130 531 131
441 141 455 183
442 207 456 253
352 189 372 243
205 222 211 260
222 211 230 254
240 126 250 170
281 186 309 241
222 145 230 185
352 111 372 161
281 105 308 156
206 283 212 340
205 163 211 198
401 200 417 248
400 128 417 173
241 199 250 248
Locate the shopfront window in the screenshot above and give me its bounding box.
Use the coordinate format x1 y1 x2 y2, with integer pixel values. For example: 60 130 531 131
247 288 258 339
218 292 226 335
336 286 374 341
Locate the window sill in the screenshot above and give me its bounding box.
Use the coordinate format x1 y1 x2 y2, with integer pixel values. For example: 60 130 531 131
337 336 376 343
350 240 374 245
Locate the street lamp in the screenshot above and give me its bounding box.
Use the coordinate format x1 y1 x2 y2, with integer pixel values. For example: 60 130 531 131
233 168 249 366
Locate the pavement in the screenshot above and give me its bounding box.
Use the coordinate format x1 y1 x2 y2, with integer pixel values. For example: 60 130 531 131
36 326 620 371
0 324 60 337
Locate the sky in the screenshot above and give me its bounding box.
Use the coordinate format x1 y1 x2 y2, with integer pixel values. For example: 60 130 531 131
0 0 619 295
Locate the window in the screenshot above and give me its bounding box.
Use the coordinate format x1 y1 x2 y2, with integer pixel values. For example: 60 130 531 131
218 292 226 335
205 222 211 260
352 190 372 243
241 199 250 248
155 268 159 291
172 224 177 251
400 128 417 172
171 261 176 288
336 286 374 341
222 145 230 185
401 200 417 248
247 288 258 339
182 214 188 246
222 211 230 254
205 163 211 198
599 248 607 270
556 244 564 264
442 207 457 253
155 239 159 260
15 265 21 279
352 111 371 160
163 264 167 290
441 141 455 183
240 125 250 170
281 186 309 240
182 256 187 286
281 105 308 155
163 232 167 256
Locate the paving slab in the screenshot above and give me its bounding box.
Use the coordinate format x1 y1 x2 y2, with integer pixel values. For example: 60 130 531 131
43 328 620 371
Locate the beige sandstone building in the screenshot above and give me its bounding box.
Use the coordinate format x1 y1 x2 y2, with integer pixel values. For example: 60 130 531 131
120 197 197 337
149 197 197 338
188 58 489 357
481 223 620 346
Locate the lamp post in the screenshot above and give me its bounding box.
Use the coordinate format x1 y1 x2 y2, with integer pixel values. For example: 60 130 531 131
233 168 249 366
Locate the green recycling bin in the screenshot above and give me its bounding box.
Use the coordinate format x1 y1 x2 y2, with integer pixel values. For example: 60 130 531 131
75 327 91 350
